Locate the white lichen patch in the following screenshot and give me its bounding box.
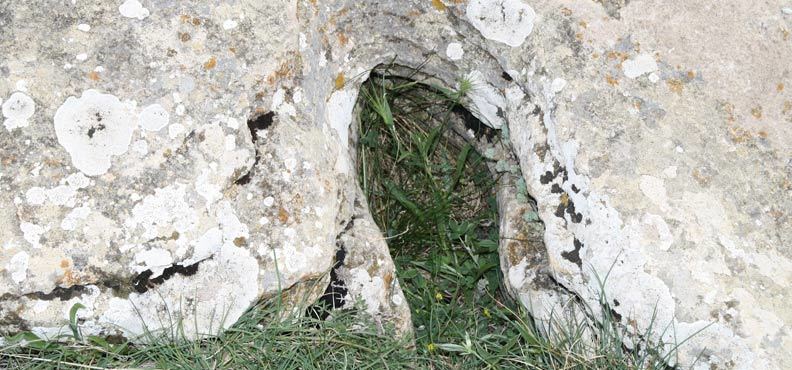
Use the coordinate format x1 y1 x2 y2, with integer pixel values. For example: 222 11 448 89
134 248 173 277
2 92 35 130
466 0 536 47
25 187 46 205
128 183 198 240
24 173 90 207
20 222 47 248
54 90 137 176
465 70 506 129
222 19 238 30
7 251 30 283
61 205 91 230
271 88 297 118
138 104 169 131
119 0 149 20
623 54 659 79
195 168 223 210
343 268 385 316
168 122 185 139
327 89 357 150
446 42 464 60
327 88 358 173
217 201 249 243
187 227 223 264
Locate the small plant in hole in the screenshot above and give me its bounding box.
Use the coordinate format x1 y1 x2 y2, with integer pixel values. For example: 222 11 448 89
357 65 519 368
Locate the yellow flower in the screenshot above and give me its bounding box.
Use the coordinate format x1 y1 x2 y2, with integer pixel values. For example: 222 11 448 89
483 308 491 318
427 343 437 353
435 292 443 301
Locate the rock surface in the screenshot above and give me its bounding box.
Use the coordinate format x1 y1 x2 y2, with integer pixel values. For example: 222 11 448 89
0 0 789 369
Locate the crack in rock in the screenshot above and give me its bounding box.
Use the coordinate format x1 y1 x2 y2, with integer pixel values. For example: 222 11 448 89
131 257 210 294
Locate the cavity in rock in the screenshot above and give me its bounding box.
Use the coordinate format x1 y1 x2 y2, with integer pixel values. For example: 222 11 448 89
235 111 275 185
131 259 205 293
306 219 354 320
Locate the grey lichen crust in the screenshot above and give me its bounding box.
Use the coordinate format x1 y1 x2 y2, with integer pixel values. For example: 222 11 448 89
0 1 789 369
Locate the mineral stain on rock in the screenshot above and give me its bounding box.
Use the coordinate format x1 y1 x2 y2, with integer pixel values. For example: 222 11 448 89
561 238 583 269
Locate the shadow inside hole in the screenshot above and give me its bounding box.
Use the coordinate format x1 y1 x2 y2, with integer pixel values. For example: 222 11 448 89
235 112 275 185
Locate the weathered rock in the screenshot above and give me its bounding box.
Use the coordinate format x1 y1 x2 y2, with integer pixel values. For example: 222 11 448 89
0 0 789 369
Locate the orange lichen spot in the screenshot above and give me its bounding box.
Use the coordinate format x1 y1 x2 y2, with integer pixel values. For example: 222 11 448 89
337 32 348 46
691 169 710 187
777 83 784 92
266 58 297 85
667 79 683 94
60 259 70 268
278 207 290 223
179 15 191 23
229 47 237 54
203 56 217 70
728 126 752 143
591 52 600 59
606 50 629 62
560 7 572 16
191 17 201 26
606 74 619 86
559 193 569 207
87 71 100 81
59 269 79 285
233 237 248 247
432 0 447 11
757 130 768 139
720 102 736 122
171 231 180 240
334 72 345 90
578 20 587 28
179 32 191 42
384 272 393 287
751 105 763 119
686 71 696 80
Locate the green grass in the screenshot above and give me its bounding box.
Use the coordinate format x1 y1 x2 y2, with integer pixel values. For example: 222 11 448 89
1 65 700 369
1 295 416 369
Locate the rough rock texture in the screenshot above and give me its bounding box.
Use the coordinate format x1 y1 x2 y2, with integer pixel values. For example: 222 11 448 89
0 0 789 369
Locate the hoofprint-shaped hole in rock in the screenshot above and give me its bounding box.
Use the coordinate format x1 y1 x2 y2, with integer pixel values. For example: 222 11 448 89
315 63 551 349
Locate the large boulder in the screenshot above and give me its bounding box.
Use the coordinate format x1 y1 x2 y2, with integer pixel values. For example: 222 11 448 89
0 1 788 369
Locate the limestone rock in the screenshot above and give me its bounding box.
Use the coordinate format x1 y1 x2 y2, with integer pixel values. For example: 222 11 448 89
0 1 789 369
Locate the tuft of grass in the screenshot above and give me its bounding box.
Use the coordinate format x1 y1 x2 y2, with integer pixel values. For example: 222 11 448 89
1 293 417 369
